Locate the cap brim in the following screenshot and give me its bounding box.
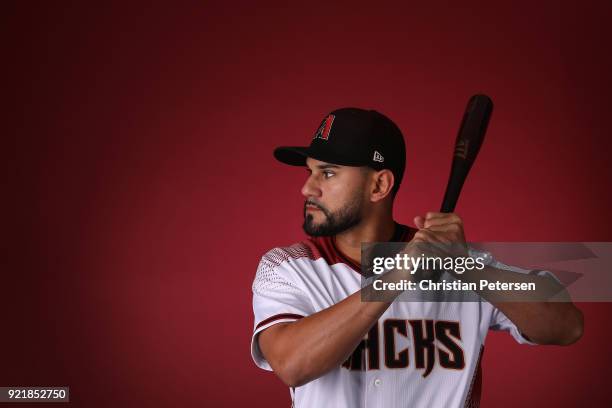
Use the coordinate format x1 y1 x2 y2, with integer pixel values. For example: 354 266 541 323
273 146 310 166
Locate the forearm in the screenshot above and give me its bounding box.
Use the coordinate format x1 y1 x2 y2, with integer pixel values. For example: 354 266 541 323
492 301 583 345
460 266 583 345
259 269 406 387
260 292 390 386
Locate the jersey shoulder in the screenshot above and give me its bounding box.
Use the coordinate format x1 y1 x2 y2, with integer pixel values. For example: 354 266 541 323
253 242 318 297
259 241 317 270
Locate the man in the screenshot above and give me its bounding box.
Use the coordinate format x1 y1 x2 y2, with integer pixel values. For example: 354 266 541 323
250 108 583 407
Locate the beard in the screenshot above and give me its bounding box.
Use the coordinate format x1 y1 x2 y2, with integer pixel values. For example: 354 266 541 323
302 196 363 237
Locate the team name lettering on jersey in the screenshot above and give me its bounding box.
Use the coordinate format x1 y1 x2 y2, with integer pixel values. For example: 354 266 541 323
341 319 465 377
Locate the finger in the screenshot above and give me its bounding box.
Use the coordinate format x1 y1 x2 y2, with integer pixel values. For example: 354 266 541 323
422 226 467 254
421 228 457 242
412 230 451 257
412 229 440 242
414 215 425 229
423 224 463 235
409 240 446 259
425 211 447 220
424 214 462 228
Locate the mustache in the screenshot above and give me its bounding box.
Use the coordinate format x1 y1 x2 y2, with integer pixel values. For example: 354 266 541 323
304 199 330 216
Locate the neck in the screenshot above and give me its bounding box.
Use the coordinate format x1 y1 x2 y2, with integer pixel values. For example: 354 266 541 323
333 211 396 265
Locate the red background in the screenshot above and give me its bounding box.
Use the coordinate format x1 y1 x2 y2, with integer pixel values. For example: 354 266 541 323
4 1 612 407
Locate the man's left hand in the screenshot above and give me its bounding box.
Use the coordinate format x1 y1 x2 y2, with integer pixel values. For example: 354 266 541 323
413 212 468 258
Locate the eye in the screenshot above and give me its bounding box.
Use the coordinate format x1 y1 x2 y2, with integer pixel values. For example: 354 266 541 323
323 170 335 179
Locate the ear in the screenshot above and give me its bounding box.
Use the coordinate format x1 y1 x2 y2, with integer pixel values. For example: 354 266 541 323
370 169 395 202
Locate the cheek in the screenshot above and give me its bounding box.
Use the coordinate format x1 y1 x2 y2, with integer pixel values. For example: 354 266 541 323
323 177 363 207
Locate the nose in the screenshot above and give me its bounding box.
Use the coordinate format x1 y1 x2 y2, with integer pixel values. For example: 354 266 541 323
301 173 321 198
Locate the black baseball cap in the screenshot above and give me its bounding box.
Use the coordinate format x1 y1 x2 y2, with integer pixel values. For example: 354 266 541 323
274 107 406 192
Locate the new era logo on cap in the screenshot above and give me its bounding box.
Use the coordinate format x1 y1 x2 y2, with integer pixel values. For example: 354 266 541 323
314 114 335 141
373 150 384 163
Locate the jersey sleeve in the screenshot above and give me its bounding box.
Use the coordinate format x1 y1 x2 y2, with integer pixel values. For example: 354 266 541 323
489 307 536 345
487 258 560 345
251 247 316 371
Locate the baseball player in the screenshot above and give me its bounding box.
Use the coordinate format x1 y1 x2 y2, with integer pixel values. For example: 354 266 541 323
250 108 583 407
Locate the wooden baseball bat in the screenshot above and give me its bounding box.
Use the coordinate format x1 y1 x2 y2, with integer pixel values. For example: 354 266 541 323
440 94 493 213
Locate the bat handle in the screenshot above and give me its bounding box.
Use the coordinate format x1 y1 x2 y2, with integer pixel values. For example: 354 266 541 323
440 162 469 213
440 197 456 214
440 201 455 214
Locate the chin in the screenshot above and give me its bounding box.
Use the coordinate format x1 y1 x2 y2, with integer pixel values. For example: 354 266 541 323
303 219 327 237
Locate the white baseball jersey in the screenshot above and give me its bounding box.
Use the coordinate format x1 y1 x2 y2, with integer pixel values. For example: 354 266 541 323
251 224 537 408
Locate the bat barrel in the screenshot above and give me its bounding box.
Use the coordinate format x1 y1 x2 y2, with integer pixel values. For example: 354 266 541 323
439 95 493 213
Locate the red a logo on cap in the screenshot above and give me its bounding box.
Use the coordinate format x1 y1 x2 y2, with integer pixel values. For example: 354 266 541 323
314 114 335 140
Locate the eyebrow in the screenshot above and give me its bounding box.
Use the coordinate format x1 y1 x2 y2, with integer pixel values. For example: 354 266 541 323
306 163 342 170
316 164 340 170
306 164 341 171
305 161 342 171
